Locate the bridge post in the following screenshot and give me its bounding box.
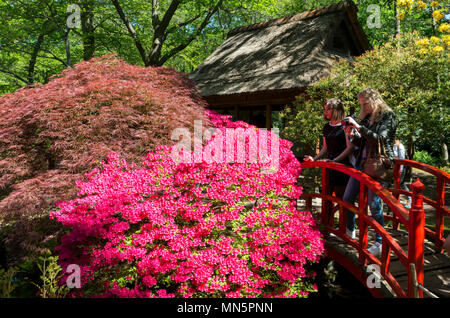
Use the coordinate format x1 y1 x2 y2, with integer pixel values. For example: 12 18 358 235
358 183 368 267
321 166 332 229
436 177 445 251
393 161 402 230
407 179 425 298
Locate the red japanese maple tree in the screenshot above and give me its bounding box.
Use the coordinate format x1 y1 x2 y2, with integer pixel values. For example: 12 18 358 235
0 53 210 263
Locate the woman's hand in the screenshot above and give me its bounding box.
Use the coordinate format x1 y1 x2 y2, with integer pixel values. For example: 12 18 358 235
345 126 354 137
344 117 360 130
303 155 314 162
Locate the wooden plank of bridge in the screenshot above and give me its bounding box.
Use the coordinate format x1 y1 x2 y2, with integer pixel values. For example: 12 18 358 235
297 199 450 298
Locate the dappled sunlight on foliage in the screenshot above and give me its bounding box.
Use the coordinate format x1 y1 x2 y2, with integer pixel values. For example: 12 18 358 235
50 111 324 298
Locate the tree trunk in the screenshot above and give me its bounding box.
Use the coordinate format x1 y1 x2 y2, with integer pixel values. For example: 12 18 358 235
442 143 448 166
65 28 72 67
408 134 414 162
81 0 96 61
27 34 45 85
394 0 401 37
148 0 182 66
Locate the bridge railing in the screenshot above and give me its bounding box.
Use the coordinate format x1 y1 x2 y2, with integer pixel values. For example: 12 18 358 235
391 159 450 252
299 160 433 298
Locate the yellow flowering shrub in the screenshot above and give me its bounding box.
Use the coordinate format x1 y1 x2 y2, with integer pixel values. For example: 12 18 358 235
430 36 441 44
432 10 444 21
443 35 450 47
416 35 446 55
433 46 444 53
439 23 450 33
398 0 449 54
416 38 430 46
417 1 427 9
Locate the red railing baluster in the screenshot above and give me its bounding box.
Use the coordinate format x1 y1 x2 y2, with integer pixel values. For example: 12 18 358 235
393 161 402 230
407 179 425 298
339 205 346 237
306 196 312 211
436 177 445 251
299 159 448 298
358 183 368 267
321 166 332 229
381 240 391 277
394 158 449 250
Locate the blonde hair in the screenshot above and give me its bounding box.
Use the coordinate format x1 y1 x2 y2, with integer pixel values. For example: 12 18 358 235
358 88 392 125
324 98 345 122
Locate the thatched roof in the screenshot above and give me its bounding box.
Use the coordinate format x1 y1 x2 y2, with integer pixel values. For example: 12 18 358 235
190 1 371 98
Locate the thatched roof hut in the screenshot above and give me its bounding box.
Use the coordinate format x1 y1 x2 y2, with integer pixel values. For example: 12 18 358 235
189 0 371 129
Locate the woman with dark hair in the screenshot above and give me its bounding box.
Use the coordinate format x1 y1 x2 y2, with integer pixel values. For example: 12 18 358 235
304 98 354 199
342 88 397 257
393 139 412 209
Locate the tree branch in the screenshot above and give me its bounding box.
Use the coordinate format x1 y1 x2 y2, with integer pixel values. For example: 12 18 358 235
1 43 68 67
111 0 148 65
152 0 160 26
166 12 203 34
0 68 28 84
159 0 224 65
157 0 182 33
40 47 70 67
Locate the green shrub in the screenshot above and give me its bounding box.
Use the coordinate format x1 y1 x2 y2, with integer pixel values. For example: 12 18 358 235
413 150 438 166
31 255 69 298
0 266 18 297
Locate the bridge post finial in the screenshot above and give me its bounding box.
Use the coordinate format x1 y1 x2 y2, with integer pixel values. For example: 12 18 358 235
411 178 425 196
407 178 425 298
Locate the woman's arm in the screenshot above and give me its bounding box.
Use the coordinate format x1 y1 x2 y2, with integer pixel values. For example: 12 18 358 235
314 138 328 160
359 112 397 143
304 137 327 161
344 124 362 146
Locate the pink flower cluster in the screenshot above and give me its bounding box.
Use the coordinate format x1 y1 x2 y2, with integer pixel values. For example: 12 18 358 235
50 111 324 298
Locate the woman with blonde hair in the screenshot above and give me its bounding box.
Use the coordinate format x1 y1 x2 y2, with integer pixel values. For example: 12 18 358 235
341 88 397 257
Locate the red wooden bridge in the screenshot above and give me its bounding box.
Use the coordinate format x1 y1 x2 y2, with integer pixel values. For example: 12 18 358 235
298 159 450 298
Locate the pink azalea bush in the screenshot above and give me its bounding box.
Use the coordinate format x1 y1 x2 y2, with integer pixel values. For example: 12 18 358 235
50 111 324 298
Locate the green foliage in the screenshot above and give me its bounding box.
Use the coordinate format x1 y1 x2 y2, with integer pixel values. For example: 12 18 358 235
413 150 438 166
32 255 68 298
1 0 402 94
0 266 19 298
440 165 450 173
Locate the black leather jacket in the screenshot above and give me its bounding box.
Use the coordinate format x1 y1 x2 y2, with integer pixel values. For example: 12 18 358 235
352 111 397 168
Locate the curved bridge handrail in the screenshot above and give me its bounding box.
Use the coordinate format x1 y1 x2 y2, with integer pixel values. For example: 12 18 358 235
393 158 449 250
389 188 450 217
301 192 409 266
301 161 410 228
395 159 450 182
